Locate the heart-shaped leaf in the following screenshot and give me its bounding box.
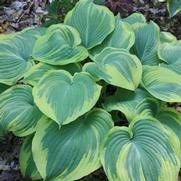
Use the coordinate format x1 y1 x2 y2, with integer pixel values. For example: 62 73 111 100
32 109 113 181
64 0 115 49
33 70 101 126
0 85 42 137
32 24 88 65
84 48 142 90
101 118 180 181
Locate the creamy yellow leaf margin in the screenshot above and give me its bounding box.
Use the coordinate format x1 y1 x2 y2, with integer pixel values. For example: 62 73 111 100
101 117 180 181
32 109 114 181
33 70 102 126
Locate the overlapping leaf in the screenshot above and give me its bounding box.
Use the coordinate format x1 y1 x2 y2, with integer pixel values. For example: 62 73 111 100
90 16 135 57
0 83 10 94
32 24 88 65
84 48 142 90
103 88 161 122
142 65 181 102
123 13 146 30
64 0 115 49
101 118 180 181
0 27 45 85
32 109 113 181
24 63 81 86
158 41 181 74
160 32 177 44
33 70 101 126
0 85 42 137
133 21 160 65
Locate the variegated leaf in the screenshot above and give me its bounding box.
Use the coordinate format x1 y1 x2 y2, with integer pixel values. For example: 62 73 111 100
0 85 42 137
89 16 135 57
33 70 101 126
20 136 41 180
142 65 181 102
101 118 180 181
103 88 161 122
133 21 160 65
24 63 81 86
0 27 45 85
32 24 88 65
158 41 181 74
64 0 115 49
123 13 147 30
160 32 177 44
156 107 181 159
84 48 142 90
32 109 113 181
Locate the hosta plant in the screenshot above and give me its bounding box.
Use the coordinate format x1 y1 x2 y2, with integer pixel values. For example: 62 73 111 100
0 0 181 181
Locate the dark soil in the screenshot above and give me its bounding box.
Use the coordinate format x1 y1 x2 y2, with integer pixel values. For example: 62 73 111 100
0 0 181 181
0 135 24 181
